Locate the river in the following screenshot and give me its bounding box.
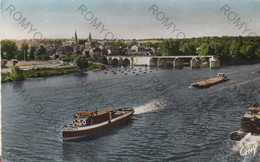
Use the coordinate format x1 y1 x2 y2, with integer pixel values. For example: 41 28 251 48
2 64 260 161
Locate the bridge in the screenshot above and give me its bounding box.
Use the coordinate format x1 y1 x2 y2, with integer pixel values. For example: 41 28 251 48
105 55 220 68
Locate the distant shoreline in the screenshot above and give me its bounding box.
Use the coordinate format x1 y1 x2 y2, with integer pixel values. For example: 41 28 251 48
2 61 259 83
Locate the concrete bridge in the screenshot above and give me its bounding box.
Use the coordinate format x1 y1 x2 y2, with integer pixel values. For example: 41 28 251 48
105 55 220 68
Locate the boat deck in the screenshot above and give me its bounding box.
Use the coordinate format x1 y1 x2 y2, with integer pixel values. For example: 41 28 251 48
63 108 134 130
194 77 224 86
76 109 129 119
76 109 113 118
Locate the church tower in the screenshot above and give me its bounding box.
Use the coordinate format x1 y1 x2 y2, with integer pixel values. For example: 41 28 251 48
89 32 92 41
75 31 78 44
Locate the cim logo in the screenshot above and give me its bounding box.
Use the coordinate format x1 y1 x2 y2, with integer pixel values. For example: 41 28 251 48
240 142 258 158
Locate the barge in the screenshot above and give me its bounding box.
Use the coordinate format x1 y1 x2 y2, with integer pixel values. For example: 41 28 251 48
230 103 260 141
241 102 260 133
62 107 134 141
189 73 228 88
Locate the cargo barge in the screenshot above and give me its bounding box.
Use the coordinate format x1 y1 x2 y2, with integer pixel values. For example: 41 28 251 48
62 107 134 141
230 103 260 141
189 73 228 88
241 102 260 133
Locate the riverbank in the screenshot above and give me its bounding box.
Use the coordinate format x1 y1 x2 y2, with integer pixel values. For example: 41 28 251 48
1 62 105 83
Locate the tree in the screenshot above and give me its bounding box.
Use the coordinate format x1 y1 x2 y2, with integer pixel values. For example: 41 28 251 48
36 45 50 61
157 39 183 56
10 66 25 81
75 56 89 69
18 43 29 60
198 43 213 55
29 46 36 60
240 45 256 61
62 55 71 62
1 40 18 59
105 40 128 47
144 42 160 48
218 45 231 62
180 42 196 55
255 48 260 58
229 40 242 61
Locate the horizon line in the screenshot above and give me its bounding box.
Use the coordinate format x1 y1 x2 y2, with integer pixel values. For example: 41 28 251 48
2 35 259 41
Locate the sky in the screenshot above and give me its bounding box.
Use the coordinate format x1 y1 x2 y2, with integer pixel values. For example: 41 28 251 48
1 0 260 40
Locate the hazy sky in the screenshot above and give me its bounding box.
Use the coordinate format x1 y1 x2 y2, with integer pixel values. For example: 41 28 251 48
1 0 260 40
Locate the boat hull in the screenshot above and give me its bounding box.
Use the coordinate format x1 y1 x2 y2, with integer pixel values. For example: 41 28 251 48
63 112 134 141
241 119 260 134
230 131 246 141
190 78 228 89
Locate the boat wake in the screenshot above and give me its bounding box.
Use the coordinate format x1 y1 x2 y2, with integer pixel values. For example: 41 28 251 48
232 133 260 159
133 99 167 115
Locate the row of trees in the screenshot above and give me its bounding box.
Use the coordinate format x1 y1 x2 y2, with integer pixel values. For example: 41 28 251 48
155 36 260 62
105 40 160 48
2 37 260 63
1 40 50 61
105 40 129 47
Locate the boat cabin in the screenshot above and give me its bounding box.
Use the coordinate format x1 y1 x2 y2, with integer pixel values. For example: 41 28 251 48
71 108 130 127
74 109 112 118
246 109 260 115
245 103 260 115
217 73 227 78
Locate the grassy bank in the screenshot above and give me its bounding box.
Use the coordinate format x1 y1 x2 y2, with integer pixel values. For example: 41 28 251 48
1 62 105 83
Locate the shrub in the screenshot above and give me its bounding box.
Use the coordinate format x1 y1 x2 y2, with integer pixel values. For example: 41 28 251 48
75 56 89 70
1 72 11 82
62 55 71 62
10 66 26 81
55 54 60 59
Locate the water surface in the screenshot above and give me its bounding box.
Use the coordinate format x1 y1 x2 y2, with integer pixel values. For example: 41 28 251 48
2 64 260 161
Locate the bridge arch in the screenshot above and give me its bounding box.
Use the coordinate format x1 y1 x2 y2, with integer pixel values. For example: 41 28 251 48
106 55 219 68
122 58 131 66
112 58 119 66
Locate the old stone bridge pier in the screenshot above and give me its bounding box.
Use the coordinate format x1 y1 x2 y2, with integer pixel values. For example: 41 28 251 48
105 55 220 68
